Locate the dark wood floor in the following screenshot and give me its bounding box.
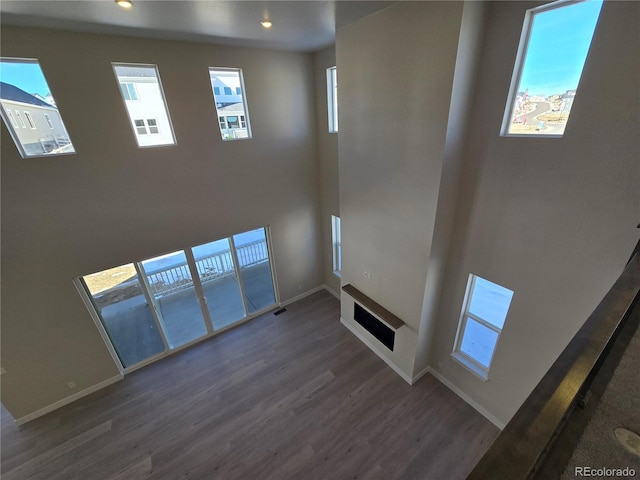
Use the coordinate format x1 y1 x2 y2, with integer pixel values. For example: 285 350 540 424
1 290 499 480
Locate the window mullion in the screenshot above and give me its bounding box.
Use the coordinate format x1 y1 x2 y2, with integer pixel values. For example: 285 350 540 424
229 236 250 319
466 312 501 334
184 248 215 336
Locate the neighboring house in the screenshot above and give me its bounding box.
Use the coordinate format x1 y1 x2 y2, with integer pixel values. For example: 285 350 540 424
0 81 72 155
210 73 249 139
211 76 243 107
115 66 175 147
216 103 249 139
560 89 576 113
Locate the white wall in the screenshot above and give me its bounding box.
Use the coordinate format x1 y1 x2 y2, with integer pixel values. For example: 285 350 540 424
335 0 638 426
429 0 640 425
0 27 323 419
414 0 487 375
313 46 340 296
337 1 466 379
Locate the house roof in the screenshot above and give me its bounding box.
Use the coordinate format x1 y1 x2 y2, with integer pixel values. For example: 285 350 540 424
0 82 54 107
217 103 245 113
113 66 158 79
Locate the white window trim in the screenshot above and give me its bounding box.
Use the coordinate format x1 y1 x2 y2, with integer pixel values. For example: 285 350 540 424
0 56 76 158
451 274 512 381
44 113 54 129
331 214 341 277
113 62 177 148
500 0 595 138
209 67 252 141
451 325 497 382
326 66 338 133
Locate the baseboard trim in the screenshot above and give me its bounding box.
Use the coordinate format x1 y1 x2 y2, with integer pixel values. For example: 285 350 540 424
323 284 340 300
281 285 327 307
15 374 124 425
281 284 341 307
412 365 431 384
426 367 506 430
340 317 413 385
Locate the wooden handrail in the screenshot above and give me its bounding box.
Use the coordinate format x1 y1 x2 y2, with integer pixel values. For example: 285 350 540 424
468 252 640 479
628 223 640 264
342 284 405 330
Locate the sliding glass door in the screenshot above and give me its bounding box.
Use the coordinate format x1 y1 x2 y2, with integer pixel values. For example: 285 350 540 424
83 263 166 368
140 250 209 348
192 238 246 330
80 226 278 370
233 228 276 313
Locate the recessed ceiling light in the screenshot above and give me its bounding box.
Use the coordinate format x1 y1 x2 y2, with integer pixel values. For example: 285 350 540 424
116 0 133 9
260 20 273 29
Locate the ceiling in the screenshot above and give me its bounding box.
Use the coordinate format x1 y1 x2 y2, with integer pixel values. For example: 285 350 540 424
0 1 394 52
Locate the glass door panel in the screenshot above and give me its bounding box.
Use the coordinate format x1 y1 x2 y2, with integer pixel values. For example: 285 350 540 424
233 228 276 313
83 263 165 368
192 238 246 330
140 251 208 348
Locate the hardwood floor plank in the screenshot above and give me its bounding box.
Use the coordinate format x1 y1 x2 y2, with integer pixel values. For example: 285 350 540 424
1 290 499 480
3 420 112 480
106 456 152 480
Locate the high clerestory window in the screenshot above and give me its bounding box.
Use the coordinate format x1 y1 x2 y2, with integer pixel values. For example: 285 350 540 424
113 63 176 147
331 215 342 277
209 68 251 141
502 0 603 137
0 57 76 157
327 66 338 133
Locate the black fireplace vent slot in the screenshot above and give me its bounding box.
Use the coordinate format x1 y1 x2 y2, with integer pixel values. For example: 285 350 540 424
354 303 395 351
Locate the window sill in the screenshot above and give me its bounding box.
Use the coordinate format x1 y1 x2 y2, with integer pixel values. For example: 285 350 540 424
333 271 341 278
500 133 562 139
451 352 489 382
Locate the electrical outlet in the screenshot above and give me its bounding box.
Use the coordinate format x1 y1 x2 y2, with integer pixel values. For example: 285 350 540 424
67 381 76 389
0 367 6 375
437 361 444 369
